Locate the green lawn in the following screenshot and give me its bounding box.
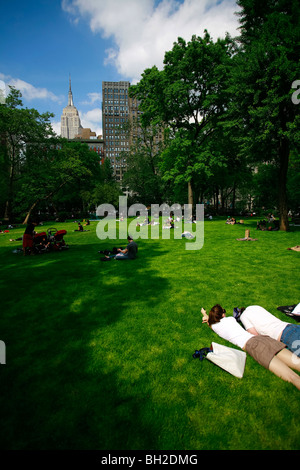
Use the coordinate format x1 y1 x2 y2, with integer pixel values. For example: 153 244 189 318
0 217 299 450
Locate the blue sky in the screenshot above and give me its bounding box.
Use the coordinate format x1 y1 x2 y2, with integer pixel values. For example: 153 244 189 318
0 0 240 136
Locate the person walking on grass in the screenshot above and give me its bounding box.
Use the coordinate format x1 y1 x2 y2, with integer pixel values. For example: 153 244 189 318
201 305 300 390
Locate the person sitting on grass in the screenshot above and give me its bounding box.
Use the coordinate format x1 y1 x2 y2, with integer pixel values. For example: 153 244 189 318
101 236 138 261
74 222 89 232
114 235 138 260
74 222 83 232
201 305 300 390
234 305 300 357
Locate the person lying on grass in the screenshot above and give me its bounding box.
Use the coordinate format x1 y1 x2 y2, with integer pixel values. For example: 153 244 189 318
234 305 300 357
201 305 300 390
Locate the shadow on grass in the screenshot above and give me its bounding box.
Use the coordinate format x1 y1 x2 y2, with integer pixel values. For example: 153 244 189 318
0 241 171 449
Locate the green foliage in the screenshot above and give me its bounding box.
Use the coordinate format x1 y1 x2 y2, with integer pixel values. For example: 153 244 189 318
127 3 299 225
130 33 234 206
231 0 300 228
287 151 300 211
0 88 119 221
121 120 166 205
0 87 55 220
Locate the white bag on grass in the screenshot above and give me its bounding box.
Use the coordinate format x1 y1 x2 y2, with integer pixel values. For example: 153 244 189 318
292 303 300 315
206 342 247 378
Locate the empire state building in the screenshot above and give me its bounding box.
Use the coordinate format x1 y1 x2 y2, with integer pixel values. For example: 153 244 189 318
61 77 82 139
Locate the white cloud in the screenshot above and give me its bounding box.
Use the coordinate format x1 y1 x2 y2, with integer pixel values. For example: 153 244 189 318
79 107 102 136
61 0 80 24
0 73 64 104
62 0 240 83
0 79 6 104
80 92 102 105
51 120 62 136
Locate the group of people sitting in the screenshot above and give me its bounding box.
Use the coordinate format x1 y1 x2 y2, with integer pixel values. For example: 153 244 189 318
73 220 90 232
256 213 280 231
136 216 159 227
226 217 244 225
201 303 300 390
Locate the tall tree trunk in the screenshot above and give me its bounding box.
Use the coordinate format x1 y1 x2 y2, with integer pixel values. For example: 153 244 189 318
188 180 193 207
187 179 193 220
3 200 10 222
3 151 15 222
23 200 40 225
215 186 219 214
231 182 236 214
22 181 68 225
278 137 289 231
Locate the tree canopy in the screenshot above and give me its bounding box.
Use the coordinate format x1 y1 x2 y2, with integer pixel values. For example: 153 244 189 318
0 87 118 223
126 1 300 229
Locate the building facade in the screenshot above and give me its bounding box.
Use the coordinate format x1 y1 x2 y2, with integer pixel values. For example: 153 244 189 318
74 128 105 165
102 80 164 184
61 77 82 139
102 81 137 182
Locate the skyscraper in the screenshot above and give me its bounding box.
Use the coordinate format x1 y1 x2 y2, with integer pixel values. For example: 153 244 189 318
102 81 132 182
61 77 82 139
102 80 164 186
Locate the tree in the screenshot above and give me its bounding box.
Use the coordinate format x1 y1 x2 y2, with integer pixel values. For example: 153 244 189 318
231 0 300 230
81 158 122 210
129 32 234 208
0 87 116 223
0 87 54 221
18 140 102 223
121 119 166 205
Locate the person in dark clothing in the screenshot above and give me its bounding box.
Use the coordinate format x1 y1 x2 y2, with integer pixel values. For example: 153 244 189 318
100 236 138 261
22 222 37 255
115 235 138 260
74 223 84 232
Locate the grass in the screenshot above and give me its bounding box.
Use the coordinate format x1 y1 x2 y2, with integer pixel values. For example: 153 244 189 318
0 216 299 450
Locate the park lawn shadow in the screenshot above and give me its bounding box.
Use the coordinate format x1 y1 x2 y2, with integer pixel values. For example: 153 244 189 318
0 237 172 449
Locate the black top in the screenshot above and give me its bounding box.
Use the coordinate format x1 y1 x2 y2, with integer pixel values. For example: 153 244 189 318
127 241 138 259
24 223 35 235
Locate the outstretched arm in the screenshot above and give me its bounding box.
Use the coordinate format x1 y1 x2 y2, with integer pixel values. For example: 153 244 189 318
201 308 209 324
